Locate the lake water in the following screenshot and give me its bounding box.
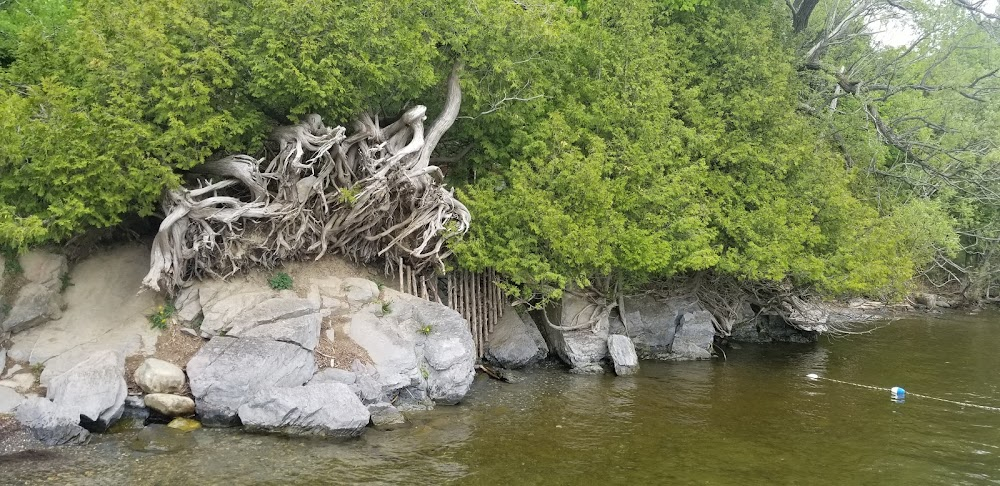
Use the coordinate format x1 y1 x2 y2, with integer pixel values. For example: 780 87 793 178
5 311 1000 485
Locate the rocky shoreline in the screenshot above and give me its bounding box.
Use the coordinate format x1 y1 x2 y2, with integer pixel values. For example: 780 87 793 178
0 244 933 453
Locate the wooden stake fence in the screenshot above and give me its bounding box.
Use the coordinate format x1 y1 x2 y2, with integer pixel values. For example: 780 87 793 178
396 260 503 359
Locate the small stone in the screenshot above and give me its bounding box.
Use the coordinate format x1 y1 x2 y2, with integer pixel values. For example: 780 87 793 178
167 417 202 432
144 393 196 417
180 327 200 338
134 358 186 394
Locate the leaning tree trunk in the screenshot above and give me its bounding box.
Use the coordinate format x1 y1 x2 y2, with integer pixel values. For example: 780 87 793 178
142 64 470 294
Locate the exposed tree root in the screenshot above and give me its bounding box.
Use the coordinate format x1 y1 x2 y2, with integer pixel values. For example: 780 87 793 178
143 65 469 294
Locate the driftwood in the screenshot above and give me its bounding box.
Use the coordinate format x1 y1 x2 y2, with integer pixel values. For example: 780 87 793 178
142 64 469 293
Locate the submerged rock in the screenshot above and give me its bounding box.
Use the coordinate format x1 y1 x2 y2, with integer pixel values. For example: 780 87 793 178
167 417 202 432
485 307 548 369
15 397 90 446
129 424 194 453
144 394 195 417
368 401 407 430
46 350 127 432
186 336 315 427
134 358 186 394
607 335 639 376
237 382 370 438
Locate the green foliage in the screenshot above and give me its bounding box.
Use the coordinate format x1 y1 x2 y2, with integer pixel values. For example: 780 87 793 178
268 272 293 291
418 324 433 335
59 272 72 292
379 299 393 315
1 247 21 275
148 303 175 330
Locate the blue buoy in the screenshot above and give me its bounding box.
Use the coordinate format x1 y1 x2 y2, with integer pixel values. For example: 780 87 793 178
891 386 906 402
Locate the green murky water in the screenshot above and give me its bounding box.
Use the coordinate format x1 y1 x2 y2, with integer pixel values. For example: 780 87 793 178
5 311 1000 485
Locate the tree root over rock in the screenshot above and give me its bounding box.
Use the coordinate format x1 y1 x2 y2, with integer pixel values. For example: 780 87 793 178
143 66 469 294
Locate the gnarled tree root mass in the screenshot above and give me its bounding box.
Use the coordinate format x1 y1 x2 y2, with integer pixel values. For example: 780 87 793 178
142 70 469 294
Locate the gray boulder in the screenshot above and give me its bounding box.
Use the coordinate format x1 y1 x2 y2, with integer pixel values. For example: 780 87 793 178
607 335 639 376
134 358 186 394
670 311 715 360
237 382 370 437
228 297 321 350
1 251 67 335
186 336 315 427
411 296 476 404
0 386 24 413
144 394 196 417
198 283 275 335
15 397 90 446
46 350 127 431
342 278 380 308
485 306 548 369
173 285 203 326
540 293 609 371
310 368 357 385
345 288 475 406
368 401 407 430
618 295 701 358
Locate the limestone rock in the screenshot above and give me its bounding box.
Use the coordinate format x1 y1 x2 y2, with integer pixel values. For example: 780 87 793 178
343 278 380 308
15 397 90 446
198 284 275 335
144 393 196 417
538 292 611 370
186 336 315 427
670 311 715 360
173 285 203 325
1 251 68 335
310 368 356 385
1 282 63 334
0 372 35 394
607 334 639 376
227 297 321 350
368 401 407 430
134 358 186 394
7 244 159 384
19 251 68 288
418 296 476 404
46 351 127 432
618 295 702 358
485 306 548 369
237 382 370 437
0 386 24 413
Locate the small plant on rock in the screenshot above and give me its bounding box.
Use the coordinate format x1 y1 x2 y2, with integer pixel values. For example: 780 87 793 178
380 300 393 315
59 272 73 292
148 303 175 330
420 365 430 380
269 272 293 290
418 324 433 335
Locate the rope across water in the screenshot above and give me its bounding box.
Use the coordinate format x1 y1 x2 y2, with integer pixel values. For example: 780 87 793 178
806 374 1000 412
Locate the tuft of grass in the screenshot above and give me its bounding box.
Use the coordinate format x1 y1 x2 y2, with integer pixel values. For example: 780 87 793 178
59 273 73 292
148 303 175 330
338 187 359 207
380 300 393 315
420 366 429 380
418 324 433 335
268 272 293 290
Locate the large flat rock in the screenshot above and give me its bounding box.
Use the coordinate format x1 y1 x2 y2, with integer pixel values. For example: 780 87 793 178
8 244 158 384
486 306 548 369
238 382 370 437
46 350 127 432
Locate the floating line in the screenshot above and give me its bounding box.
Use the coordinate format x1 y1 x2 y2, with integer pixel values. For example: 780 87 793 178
806 374 1000 412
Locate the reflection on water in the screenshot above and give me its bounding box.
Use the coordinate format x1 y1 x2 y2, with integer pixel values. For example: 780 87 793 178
5 312 1000 485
